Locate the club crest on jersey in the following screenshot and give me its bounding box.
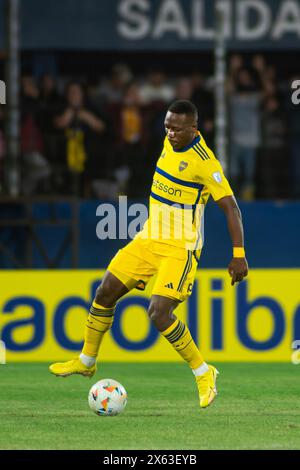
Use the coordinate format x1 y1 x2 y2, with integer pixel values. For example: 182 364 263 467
213 171 222 183
179 161 188 171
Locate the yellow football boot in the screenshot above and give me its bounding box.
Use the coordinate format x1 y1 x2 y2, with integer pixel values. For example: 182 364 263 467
196 365 219 409
49 358 96 377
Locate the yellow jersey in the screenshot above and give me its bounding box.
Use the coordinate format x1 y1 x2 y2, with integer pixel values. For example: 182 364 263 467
138 131 233 251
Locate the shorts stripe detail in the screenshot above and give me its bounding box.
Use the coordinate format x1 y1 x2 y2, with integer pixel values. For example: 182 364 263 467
178 251 192 292
177 252 190 292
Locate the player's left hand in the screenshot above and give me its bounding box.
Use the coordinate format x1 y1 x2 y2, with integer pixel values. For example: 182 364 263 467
228 258 248 286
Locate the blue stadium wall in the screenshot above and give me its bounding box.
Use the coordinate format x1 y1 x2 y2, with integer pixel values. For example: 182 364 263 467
0 200 299 269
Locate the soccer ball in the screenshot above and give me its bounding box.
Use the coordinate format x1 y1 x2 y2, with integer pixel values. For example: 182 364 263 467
88 379 127 416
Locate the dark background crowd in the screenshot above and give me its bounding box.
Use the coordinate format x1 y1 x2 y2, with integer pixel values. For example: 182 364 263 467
0 52 299 201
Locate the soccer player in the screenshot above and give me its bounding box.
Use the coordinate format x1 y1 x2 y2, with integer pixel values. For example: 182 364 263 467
50 100 248 409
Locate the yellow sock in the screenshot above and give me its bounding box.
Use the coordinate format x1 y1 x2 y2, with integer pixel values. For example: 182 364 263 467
161 319 205 369
82 301 115 358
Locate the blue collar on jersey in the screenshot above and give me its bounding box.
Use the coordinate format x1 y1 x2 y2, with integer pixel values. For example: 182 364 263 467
173 134 201 153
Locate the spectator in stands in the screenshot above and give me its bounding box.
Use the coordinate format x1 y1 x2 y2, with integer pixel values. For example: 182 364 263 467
251 54 267 89
86 80 106 116
228 67 262 200
258 96 288 198
38 74 62 134
54 80 107 196
190 72 215 148
21 75 40 114
138 70 174 173
97 63 133 105
226 54 244 93
262 80 278 101
35 74 65 192
20 75 51 195
140 69 175 105
174 77 193 101
265 65 277 84
15 57 297 203
108 81 147 197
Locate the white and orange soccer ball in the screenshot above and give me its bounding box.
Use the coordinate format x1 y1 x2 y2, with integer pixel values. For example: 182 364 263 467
88 379 127 416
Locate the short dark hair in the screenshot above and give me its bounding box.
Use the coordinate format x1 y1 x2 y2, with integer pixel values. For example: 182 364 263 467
168 100 198 121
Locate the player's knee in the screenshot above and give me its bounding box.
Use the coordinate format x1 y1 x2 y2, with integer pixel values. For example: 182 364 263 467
94 282 115 308
148 300 172 323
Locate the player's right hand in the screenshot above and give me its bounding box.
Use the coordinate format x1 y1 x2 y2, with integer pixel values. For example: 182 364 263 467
228 258 248 286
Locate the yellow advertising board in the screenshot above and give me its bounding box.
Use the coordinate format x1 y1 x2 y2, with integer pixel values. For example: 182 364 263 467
0 270 299 362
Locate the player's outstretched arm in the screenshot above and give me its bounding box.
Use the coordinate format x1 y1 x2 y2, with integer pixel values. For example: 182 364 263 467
216 195 249 286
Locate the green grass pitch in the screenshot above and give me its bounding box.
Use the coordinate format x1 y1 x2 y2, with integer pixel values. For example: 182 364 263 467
0 362 299 450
